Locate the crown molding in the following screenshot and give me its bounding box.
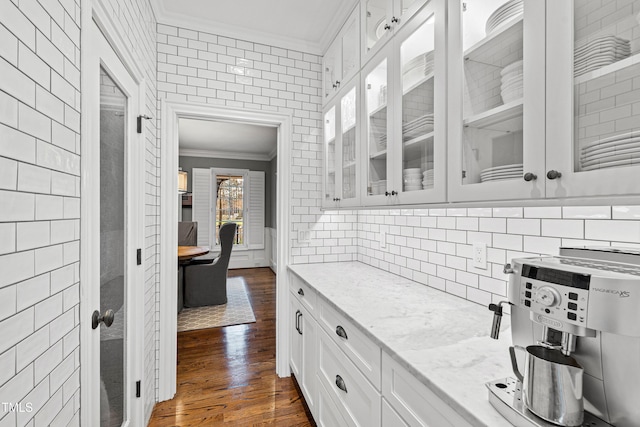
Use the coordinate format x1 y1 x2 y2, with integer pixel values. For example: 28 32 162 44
179 148 272 162
267 146 278 161
151 0 326 55
318 0 359 55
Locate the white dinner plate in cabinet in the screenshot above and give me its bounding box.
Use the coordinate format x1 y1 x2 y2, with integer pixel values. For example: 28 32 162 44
581 156 640 171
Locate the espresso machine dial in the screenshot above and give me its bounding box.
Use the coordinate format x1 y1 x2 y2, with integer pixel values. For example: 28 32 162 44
534 286 561 308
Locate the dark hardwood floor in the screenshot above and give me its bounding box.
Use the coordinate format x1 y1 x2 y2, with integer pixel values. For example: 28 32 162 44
148 268 315 427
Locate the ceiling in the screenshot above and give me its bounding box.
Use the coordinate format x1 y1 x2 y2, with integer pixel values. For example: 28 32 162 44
178 119 278 161
151 0 358 54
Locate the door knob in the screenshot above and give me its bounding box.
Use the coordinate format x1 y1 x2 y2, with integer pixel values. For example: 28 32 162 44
523 172 537 181
384 24 391 30
391 16 399 23
391 190 398 196
92 309 115 329
546 170 562 180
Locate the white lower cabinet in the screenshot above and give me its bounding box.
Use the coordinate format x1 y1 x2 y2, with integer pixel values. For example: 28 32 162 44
289 288 318 418
317 328 381 427
317 379 349 427
382 397 409 427
381 352 472 427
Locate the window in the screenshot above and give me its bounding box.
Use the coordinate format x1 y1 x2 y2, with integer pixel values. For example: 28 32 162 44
215 174 245 245
191 167 265 251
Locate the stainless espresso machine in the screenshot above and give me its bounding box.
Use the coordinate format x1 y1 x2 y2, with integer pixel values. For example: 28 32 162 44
487 247 640 427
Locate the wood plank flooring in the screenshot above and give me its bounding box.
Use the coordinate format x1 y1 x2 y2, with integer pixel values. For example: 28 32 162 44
147 268 315 427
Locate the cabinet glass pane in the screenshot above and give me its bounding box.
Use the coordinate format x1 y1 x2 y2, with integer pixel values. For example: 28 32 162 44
342 18 359 80
341 88 357 200
461 0 524 185
401 0 418 14
324 106 336 202
573 0 640 173
366 0 388 53
324 44 339 99
401 13 435 191
366 59 389 196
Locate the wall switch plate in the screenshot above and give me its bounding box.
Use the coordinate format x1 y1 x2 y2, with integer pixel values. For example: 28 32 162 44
473 242 487 269
298 229 311 243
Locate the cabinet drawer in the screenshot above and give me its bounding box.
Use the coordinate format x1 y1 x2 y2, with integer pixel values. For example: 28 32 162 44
382 352 472 427
318 297 381 388
382 397 409 427
317 378 349 427
318 329 381 427
289 271 317 315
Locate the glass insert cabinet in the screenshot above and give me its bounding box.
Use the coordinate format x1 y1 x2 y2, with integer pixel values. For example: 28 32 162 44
322 0 640 208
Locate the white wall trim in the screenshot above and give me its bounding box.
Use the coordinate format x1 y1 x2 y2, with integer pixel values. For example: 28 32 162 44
159 100 292 400
179 148 273 162
267 146 278 161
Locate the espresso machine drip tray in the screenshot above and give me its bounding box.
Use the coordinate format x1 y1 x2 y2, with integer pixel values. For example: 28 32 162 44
486 378 613 427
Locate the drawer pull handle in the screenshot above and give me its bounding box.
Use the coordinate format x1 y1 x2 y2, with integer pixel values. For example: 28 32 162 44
335 325 348 340
335 375 347 393
298 288 304 296
295 310 302 335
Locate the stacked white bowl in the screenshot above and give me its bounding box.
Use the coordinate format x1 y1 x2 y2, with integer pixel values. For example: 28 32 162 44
500 59 523 104
371 179 387 195
422 169 434 189
403 168 422 192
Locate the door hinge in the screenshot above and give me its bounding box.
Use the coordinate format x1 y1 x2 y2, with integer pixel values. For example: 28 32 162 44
137 115 152 133
136 380 141 398
136 248 142 265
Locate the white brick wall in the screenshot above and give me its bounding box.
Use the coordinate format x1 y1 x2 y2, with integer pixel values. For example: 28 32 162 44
0 0 81 425
357 205 640 307
156 24 358 268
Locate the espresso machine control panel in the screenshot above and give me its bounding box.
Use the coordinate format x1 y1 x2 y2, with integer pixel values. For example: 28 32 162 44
518 264 591 331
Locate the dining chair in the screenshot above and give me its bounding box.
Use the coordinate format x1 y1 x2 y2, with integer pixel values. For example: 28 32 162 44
183 222 237 307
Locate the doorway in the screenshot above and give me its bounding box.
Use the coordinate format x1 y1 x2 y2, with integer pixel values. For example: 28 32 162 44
159 102 292 400
80 16 145 427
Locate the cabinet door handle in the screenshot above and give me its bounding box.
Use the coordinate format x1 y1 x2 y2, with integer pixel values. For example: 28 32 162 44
384 24 391 31
295 310 302 334
391 190 398 196
297 311 303 335
546 170 562 180
335 375 348 393
335 325 348 340
391 16 399 23
298 288 304 296
523 172 537 181
385 191 390 196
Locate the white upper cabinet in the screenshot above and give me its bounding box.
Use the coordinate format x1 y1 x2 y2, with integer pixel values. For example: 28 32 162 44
323 5 361 103
546 0 640 198
323 76 361 208
447 0 546 202
361 0 430 64
362 1 447 206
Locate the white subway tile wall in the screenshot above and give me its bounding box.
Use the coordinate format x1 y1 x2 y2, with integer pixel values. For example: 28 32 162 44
156 24 358 266
357 206 640 306
0 0 81 425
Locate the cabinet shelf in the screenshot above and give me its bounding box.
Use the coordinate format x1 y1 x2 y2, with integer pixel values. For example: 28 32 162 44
369 103 387 116
404 131 434 148
403 72 434 95
370 149 387 160
574 52 640 85
464 99 523 130
343 161 357 168
464 15 523 64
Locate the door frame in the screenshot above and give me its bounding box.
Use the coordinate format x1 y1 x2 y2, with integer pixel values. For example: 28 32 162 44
158 100 292 400
80 0 146 425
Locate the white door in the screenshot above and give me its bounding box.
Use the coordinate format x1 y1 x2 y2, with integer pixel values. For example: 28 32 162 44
81 20 144 427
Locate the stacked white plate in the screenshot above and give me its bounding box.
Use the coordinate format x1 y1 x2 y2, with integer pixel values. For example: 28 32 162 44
480 163 523 182
422 169 434 189
403 114 434 141
485 0 523 35
403 168 423 191
371 179 387 195
574 35 630 77
580 130 640 171
500 60 523 104
403 51 435 78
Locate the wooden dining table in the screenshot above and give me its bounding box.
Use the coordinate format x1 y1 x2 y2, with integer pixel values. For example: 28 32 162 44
178 245 210 262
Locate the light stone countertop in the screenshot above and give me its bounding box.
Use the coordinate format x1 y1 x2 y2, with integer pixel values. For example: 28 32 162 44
288 261 515 427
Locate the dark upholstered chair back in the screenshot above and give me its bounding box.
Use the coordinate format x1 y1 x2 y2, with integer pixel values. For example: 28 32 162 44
178 221 198 246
